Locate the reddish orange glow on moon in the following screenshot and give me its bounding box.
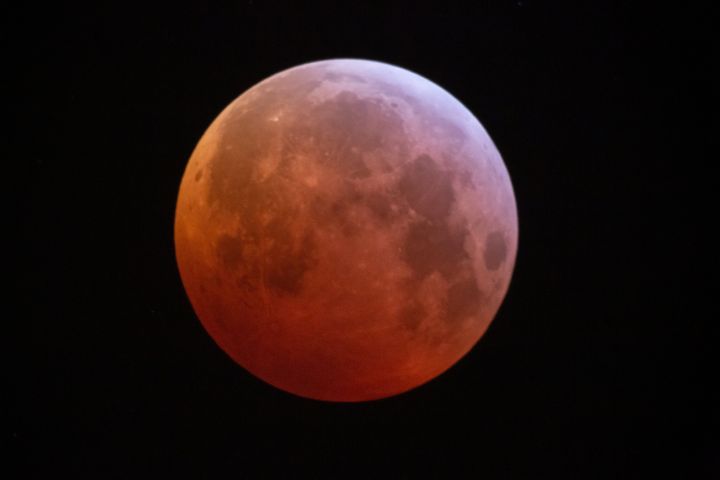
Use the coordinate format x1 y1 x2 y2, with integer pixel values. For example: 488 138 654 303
174 59 518 401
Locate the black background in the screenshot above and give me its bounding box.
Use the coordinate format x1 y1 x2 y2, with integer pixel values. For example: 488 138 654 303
11 1 714 478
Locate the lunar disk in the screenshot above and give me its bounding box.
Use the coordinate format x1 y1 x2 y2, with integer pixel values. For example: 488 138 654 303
175 59 518 401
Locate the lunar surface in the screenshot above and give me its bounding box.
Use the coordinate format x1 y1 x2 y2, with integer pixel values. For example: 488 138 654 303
174 59 518 401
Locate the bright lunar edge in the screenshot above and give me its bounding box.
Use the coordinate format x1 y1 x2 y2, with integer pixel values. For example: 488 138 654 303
175 59 518 402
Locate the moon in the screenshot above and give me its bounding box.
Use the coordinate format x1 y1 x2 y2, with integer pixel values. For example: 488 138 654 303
174 59 518 402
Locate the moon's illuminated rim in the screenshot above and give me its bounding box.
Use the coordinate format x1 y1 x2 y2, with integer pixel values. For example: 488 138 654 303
175 59 518 401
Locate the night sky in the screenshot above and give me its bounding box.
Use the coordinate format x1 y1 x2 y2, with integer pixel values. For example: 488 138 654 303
12 1 713 478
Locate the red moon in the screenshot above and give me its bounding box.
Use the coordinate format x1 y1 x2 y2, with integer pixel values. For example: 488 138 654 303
174 59 518 401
